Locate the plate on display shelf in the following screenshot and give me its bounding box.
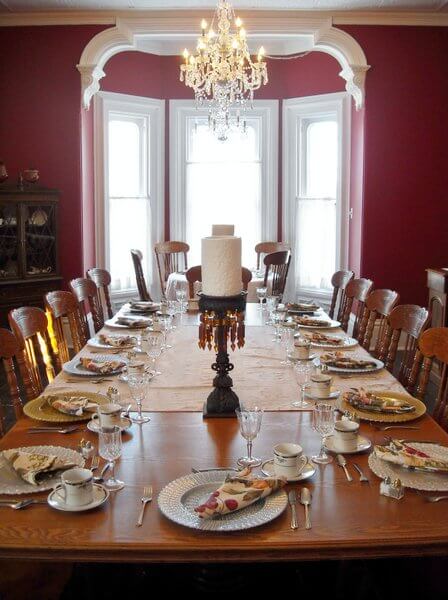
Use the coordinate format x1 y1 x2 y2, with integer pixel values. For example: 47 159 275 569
158 470 288 532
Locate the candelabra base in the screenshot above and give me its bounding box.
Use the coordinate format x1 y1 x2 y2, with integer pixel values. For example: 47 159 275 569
203 351 240 418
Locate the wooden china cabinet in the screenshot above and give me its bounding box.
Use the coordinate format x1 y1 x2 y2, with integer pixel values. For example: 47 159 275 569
0 186 62 326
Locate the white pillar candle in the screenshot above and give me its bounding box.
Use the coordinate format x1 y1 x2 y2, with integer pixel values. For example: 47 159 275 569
201 236 242 297
212 224 235 236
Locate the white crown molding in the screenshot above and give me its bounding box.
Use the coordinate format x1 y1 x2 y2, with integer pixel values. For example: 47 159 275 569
77 13 370 111
1 9 448 28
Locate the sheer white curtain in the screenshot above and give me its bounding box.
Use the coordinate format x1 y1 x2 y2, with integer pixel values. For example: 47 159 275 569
185 118 262 267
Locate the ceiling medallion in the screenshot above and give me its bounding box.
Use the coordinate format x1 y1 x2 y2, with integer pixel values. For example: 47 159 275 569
180 0 268 140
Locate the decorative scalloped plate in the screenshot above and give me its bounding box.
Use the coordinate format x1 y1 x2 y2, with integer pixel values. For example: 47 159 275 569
337 391 426 423
23 391 109 423
158 470 288 531
368 442 448 491
0 445 84 495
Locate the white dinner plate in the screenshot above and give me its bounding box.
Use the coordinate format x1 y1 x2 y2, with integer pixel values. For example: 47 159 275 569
306 336 358 349
87 336 137 350
319 356 384 374
105 317 152 330
62 355 126 377
0 446 84 495
48 483 109 512
158 470 288 531
296 319 341 330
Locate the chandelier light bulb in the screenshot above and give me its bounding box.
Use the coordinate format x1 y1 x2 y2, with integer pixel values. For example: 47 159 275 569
201 19 208 32
258 46 265 61
239 27 246 39
208 28 215 39
235 17 243 28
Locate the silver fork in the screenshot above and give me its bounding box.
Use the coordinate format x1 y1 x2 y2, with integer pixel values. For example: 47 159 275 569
136 485 153 527
424 495 448 503
27 426 79 434
374 425 420 432
0 499 47 509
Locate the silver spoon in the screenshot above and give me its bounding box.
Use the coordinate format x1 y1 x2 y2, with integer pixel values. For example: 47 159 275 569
299 487 312 529
93 463 110 483
27 425 79 434
0 499 47 509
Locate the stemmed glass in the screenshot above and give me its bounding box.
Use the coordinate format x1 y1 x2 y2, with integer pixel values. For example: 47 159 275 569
175 287 187 313
158 314 173 350
98 425 124 491
292 361 313 408
311 403 335 464
127 372 151 424
265 295 280 324
147 333 162 376
271 310 284 342
256 286 268 311
280 327 295 365
235 406 263 468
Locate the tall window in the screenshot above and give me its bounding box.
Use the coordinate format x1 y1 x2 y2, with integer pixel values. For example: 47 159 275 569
95 92 164 299
170 100 278 268
283 93 350 300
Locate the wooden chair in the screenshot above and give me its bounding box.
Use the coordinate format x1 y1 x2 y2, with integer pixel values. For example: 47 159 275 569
408 328 448 429
131 249 153 302
255 242 290 270
378 304 430 388
70 277 104 335
8 307 57 399
339 277 374 337
155 241 190 298
45 290 88 366
263 251 291 299
357 289 400 354
0 328 33 436
329 270 354 320
185 266 252 299
87 268 114 319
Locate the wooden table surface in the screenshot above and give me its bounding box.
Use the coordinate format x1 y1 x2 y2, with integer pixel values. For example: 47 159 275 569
1 304 448 562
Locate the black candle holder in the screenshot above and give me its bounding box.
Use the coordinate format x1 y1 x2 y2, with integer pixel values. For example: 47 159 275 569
198 292 247 418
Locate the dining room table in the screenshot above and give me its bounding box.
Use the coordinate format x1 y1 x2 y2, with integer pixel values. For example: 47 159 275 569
1 303 448 563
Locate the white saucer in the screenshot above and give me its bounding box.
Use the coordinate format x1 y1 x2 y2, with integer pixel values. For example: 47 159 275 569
324 435 372 454
305 388 341 400
261 459 316 482
47 483 109 512
288 353 318 362
87 416 132 433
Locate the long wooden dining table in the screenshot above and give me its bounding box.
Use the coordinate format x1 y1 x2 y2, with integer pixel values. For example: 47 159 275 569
1 304 448 563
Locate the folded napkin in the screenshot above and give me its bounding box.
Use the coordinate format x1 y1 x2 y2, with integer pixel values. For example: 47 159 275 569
49 396 98 416
97 333 136 348
320 352 378 370
344 388 415 414
115 317 151 328
194 467 286 519
79 357 125 374
374 440 448 473
129 301 159 311
3 449 77 485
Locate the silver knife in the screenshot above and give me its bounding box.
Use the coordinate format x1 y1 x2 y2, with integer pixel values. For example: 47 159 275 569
300 488 312 530
336 454 353 482
191 467 238 473
288 490 299 530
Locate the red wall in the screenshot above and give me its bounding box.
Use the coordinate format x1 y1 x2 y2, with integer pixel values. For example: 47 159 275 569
1 24 447 306
342 26 448 305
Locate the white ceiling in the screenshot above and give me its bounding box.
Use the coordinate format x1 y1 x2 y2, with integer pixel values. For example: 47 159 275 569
0 0 447 13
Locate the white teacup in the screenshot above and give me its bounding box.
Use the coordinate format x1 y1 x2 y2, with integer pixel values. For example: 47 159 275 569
273 443 308 478
292 339 311 360
91 403 122 428
310 373 332 398
54 467 94 507
334 420 360 451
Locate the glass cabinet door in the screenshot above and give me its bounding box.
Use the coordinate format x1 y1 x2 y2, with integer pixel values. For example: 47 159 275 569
0 202 19 280
23 203 57 278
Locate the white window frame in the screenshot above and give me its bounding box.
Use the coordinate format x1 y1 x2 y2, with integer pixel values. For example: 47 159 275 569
282 92 351 303
94 91 165 302
169 99 279 245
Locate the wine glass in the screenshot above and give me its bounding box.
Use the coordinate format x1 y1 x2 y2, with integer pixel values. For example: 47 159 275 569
280 327 295 365
175 287 187 313
256 286 268 311
235 406 263 468
147 333 162 376
265 295 280 324
158 314 173 350
292 361 313 408
271 310 284 342
98 426 124 491
127 372 151 424
311 403 335 464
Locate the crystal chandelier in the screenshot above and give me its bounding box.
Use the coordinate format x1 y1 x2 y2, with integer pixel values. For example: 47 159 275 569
180 0 268 140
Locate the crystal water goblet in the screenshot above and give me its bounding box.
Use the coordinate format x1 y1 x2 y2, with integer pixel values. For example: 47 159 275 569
265 295 280 324
235 406 263 468
147 333 162 376
127 372 151 424
271 310 284 342
291 360 313 408
311 403 335 464
158 314 173 350
280 327 295 365
256 286 268 311
98 425 124 491
175 288 187 313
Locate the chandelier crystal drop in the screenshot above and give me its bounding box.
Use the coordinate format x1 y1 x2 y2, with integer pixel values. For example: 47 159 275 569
179 0 268 140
